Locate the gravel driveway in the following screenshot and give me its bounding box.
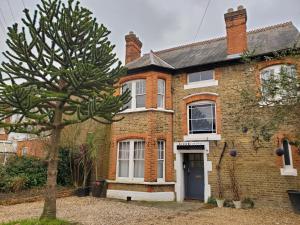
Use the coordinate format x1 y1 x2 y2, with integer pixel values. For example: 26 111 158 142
1 197 300 225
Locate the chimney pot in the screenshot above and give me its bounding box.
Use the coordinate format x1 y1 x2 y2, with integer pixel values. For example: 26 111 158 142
237 5 244 10
227 8 234 13
125 31 143 64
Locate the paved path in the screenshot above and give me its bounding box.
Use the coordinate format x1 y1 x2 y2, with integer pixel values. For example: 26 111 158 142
1 197 300 225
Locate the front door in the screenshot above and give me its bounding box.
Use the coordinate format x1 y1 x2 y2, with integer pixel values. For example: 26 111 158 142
184 153 205 201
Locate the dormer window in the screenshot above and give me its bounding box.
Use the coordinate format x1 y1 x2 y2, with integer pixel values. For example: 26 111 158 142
122 79 146 110
184 70 218 89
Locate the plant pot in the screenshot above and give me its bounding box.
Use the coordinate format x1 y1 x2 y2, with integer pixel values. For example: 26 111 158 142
75 187 90 197
233 200 242 209
287 190 300 214
216 199 225 208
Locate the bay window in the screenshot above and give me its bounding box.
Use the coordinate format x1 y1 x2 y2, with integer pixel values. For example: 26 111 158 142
157 140 165 180
122 79 146 110
188 101 216 134
117 139 145 180
157 79 165 108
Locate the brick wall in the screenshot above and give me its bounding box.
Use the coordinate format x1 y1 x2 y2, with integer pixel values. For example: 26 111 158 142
172 56 300 206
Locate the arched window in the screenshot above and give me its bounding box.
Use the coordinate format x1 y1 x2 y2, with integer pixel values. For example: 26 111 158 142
121 79 146 110
188 101 216 134
260 64 297 103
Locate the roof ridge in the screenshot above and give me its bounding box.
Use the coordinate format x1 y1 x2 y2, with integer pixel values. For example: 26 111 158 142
155 21 294 55
155 36 226 54
247 21 293 34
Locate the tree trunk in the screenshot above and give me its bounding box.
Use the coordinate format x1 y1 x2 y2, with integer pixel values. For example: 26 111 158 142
41 108 63 219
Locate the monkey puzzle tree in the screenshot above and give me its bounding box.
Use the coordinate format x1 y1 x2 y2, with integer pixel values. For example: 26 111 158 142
0 0 129 219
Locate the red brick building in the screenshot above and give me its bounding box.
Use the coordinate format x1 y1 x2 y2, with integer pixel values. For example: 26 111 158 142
107 6 300 206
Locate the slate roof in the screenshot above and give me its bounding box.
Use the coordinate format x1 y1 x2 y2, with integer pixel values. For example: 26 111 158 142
126 22 300 71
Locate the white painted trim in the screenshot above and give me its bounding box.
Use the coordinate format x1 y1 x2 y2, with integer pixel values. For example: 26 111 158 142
106 180 176 185
184 80 218 90
107 190 175 201
173 141 211 203
183 92 219 100
184 134 221 141
119 108 174 114
280 167 297 176
280 141 297 176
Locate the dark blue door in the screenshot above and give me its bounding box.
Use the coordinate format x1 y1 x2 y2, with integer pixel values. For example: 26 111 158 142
184 153 204 201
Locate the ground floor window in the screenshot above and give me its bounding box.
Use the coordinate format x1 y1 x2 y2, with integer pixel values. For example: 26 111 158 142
157 140 165 180
118 139 145 180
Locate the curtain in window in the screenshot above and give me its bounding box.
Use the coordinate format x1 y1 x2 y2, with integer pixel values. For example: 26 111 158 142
134 141 145 178
118 141 130 177
157 79 165 108
136 80 146 108
157 140 164 179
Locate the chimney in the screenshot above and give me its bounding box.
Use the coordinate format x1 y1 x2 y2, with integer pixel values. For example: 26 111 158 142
125 31 142 64
224 5 247 56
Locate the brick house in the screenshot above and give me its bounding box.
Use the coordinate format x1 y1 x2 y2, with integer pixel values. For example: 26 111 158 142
106 6 300 206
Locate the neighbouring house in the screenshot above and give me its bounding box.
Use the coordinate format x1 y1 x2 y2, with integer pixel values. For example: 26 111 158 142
106 6 300 207
0 115 46 160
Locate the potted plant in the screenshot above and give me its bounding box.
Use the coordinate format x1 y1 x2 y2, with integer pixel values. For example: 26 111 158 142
229 149 241 209
75 144 92 197
215 142 228 208
287 190 300 214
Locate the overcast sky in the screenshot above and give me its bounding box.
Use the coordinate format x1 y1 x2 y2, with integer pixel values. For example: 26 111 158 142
0 0 299 64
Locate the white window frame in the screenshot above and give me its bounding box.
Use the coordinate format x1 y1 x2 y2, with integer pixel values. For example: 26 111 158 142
121 79 146 111
260 64 297 105
157 140 165 182
116 139 145 182
22 147 28 156
280 140 297 176
157 79 165 109
184 101 221 141
184 70 218 89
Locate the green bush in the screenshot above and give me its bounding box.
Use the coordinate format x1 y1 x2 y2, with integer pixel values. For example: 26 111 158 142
5 156 47 188
0 148 74 192
207 196 217 206
57 148 72 186
242 198 255 209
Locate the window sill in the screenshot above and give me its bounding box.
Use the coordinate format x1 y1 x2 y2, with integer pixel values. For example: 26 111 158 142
280 167 297 176
184 133 221 141
184 80 218 89
119 108 174 114
108 179 175 185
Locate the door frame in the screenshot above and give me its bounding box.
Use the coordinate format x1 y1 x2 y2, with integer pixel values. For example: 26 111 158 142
174 142 212 202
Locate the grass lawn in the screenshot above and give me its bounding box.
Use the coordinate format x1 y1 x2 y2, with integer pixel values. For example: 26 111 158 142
0 218 76 225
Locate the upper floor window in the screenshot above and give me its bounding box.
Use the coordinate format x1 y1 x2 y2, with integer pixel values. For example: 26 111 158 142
157 79 165 108
117 139 145 180
157 140 165 180
122 79 146 110
188 101 216 134
22 147 28 156
188 70 214 83
260 65 297 104
185 70 217 89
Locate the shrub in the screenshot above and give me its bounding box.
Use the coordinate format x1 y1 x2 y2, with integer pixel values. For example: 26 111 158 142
7 176 28 192
0 218 73 225
207 196 217 206
5 156 47 188
57 148 72 186
242 198 255 209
